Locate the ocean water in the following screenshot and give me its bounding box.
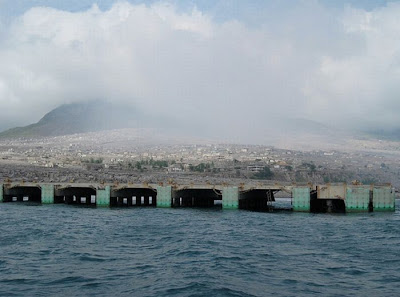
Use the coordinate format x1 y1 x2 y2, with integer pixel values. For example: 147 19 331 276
0 202 399 297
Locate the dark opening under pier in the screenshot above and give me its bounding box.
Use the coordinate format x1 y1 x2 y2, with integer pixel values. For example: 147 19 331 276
3 186 41 203
110 187 157 207
172 188 222 208
55 186 96 205
239 189 276 211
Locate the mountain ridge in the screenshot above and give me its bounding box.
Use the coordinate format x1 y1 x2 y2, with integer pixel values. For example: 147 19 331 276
0 101 141 139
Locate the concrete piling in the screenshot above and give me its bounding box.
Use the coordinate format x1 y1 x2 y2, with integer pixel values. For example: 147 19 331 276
41 184 54 204
292 187 311 212
373 187 395 211
156 186 172 208
345 186 370 212
96 186 111 207
222 187 239 209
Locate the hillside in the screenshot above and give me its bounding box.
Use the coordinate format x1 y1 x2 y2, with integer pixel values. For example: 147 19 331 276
0 101 141 138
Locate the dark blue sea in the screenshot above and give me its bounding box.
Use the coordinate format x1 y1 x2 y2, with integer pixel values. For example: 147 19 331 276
1 202 400 297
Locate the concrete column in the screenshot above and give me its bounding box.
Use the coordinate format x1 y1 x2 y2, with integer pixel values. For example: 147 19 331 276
96 186 111 207
373 186 395 211
222 187 239 209
292 187 310 212
41 184 54 204
345 187 370 212
156 186 172 208
0 184 3 202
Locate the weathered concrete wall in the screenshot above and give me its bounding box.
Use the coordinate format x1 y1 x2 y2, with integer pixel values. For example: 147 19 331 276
345 186 370 212
156 186 172 208
96 186 111 207
292 187 310 212
222 187 239 209
373 187 395 211
41 184 54 204
317 184 346 199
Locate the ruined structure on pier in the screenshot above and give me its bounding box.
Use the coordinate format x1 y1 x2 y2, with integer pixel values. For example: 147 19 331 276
0 182 396 213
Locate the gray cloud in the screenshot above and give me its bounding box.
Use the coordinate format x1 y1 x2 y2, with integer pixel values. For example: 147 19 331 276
0 1 399 139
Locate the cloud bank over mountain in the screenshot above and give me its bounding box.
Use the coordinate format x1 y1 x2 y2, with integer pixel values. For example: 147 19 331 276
0 1 399 139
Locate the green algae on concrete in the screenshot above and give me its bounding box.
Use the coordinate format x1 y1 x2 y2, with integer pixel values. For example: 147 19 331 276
292 187 310 212
222 187 239 209
96 186 111 207
156 186 172 208
41 184 54 204
373 187 395 211
345 187 370 212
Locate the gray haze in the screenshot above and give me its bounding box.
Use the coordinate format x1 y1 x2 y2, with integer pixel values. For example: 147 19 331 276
0 1 400 142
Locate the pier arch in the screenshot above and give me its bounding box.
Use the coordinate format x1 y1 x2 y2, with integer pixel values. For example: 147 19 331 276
3 185 41 203
239 189 276 211
55 186 97 205
172 188 222 208
110 187 157 207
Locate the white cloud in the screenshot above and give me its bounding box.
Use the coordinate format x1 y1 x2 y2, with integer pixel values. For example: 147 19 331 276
0 1 399 136
304 2 400 129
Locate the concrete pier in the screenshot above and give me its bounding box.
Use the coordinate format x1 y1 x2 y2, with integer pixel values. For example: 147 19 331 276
0 182 396 213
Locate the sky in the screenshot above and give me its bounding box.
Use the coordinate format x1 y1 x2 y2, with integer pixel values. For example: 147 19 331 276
0 0 399 139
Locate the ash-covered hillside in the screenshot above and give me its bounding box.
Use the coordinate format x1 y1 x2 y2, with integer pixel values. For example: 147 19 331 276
0 101 148 138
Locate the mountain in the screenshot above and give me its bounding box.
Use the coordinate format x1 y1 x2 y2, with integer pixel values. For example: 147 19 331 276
0 100 355 147
364 128 400 141
0 101 145 138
